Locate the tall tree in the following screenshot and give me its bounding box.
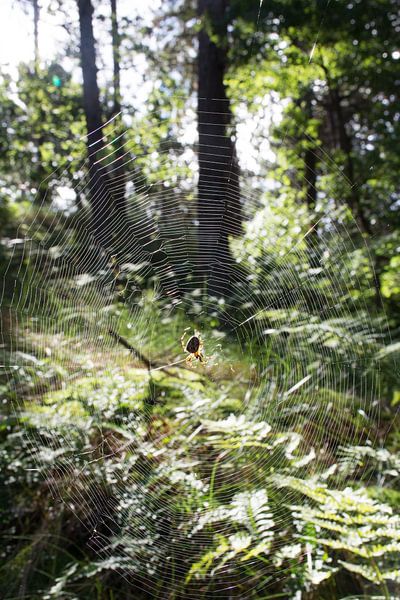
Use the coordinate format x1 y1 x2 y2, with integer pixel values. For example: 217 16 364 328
109 0 126 213
77 0 113 249
33 0 40 75
110 0 121 118
32 0 44 201
197 0 242 294
16 0 47 202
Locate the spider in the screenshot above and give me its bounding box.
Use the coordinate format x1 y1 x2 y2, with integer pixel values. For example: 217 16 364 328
181 329 206 366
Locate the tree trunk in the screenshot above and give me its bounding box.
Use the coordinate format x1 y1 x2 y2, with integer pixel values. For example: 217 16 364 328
110 0 126 215
303 92 319 267
29 0 48 205
329 88 383 306
77 0 113 249
331 88 371 236
33 0 39 75
304 145 317 210
110 0 121 117
303 92 318 214
197 0 241 296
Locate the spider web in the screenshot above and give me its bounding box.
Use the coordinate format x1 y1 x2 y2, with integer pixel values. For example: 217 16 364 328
0 95 392 597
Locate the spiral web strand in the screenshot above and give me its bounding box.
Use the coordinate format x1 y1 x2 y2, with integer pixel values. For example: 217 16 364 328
0 100 390 597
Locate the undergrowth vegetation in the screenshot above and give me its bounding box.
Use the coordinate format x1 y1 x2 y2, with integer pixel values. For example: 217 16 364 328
1 304 399 599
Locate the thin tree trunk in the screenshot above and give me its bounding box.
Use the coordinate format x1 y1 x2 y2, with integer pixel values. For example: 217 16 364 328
331 88 372 236
304 146 317 211
319 60 371 235
197 0 241 295
304 143 319 266
111 0 121 116
30 0 48 204
33 0 40 75
110 0 126 215
303 92 320 266
330 89 383 306
77 0 113 249
304 92 318 214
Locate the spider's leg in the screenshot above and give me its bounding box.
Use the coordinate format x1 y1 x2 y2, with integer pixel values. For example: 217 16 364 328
181 332 187 351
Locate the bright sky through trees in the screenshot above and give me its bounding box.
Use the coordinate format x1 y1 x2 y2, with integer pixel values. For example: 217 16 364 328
0 0 278 172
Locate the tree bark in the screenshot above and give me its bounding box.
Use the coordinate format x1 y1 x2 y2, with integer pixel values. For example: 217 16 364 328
329 88 383 306
303 92 320 267
110 0 126 214
330 88 372 236
110 0 121 117
33 0 40 75
197 0 241 295
304 142 319 266
303 94 317 214
77 0 113 249
304 145 317 209
28 0 48 205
